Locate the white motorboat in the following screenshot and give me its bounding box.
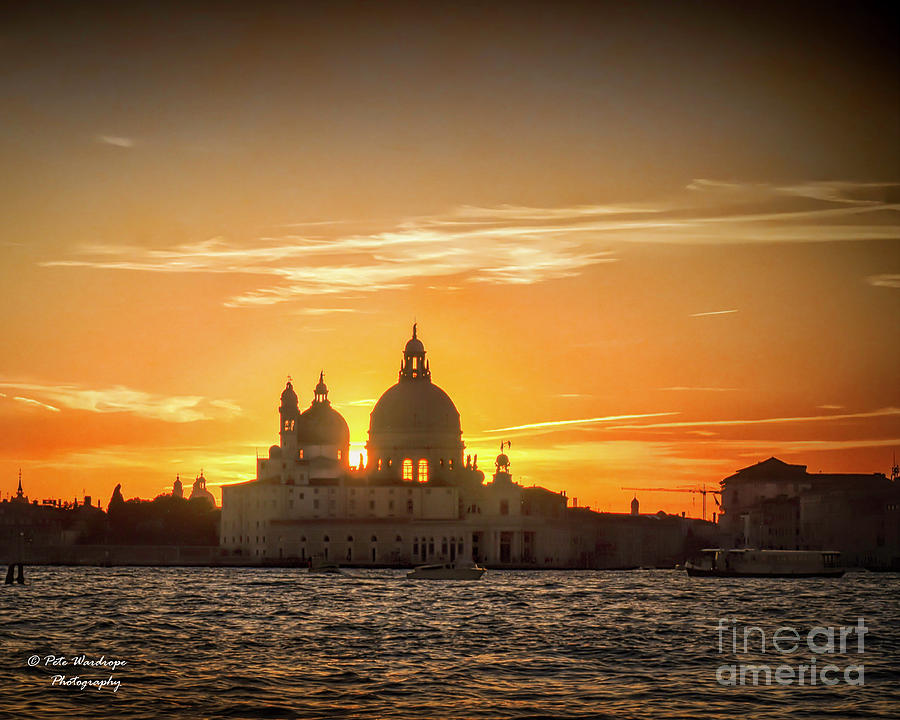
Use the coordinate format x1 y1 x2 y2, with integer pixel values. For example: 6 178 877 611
685 548 844 578
406 562 486 580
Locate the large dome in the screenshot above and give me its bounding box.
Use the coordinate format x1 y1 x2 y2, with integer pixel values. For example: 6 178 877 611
370 381 461 435
367 326 465 475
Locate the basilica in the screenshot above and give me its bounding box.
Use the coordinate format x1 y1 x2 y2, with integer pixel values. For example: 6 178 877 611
220 326 710 568
220 325 574 566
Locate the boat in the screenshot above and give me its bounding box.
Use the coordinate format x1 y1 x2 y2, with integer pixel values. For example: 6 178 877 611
406 562 486 580
685 548 844 578
308 559 342 574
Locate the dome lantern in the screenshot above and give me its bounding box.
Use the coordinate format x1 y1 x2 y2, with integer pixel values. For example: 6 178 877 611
314 371 329 404
400 323 430 382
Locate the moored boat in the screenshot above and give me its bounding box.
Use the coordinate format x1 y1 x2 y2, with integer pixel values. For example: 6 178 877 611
685 548 844 578
406 562 486 580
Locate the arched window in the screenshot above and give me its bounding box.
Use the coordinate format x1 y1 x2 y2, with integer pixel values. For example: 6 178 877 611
337 450 342 460
418 459 428 483
402 459 413 481
371 535 378 542
377 458 383 471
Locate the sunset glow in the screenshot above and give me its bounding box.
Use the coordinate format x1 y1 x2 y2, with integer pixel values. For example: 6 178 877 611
1 3 898 516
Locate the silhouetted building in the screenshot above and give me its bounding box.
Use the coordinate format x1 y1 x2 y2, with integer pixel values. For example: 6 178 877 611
172 475 183 499
718 457 900 568
221 326 716 567
0 473 105 563
189 472 216 507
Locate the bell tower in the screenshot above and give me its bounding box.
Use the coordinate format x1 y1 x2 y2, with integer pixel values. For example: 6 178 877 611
279 378 300 455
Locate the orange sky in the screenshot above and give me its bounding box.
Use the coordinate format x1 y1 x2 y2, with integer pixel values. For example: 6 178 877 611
1 2 898 516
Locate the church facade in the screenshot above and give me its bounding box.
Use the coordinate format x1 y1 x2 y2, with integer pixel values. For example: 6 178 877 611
220 326 579 567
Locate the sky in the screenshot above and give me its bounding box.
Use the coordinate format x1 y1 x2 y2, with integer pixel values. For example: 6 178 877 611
1 1 898 516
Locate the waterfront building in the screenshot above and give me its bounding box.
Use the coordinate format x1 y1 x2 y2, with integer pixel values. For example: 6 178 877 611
718 457 900 568
0 473 104 563
221 326 718 567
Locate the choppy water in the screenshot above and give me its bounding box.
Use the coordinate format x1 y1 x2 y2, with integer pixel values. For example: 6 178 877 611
0 568 898 719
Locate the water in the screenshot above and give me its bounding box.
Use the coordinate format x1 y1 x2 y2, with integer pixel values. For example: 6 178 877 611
1 568 897 719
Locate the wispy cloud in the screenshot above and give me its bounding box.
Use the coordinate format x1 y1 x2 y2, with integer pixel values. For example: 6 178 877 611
474 407 899 441
13 396 61 412
482 412 679 435
37 443 264 495
690 309 738 318
867 274 900 288
340 399 378 407
41 179 900 306
610 407 900 431
293 308 359 316
660 386 740 392
687 179 899 206
0 381 240 423
95 135 135 148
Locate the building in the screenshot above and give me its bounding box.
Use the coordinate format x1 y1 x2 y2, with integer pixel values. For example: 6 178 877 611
221 326 718 567
718 457 900 568
189 472 216 507
0 471 104 564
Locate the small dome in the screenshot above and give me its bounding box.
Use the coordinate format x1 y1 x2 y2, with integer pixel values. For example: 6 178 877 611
299 402 350 446
405 336 425 354
189 474 216 508
269 445 282 458
496 453 510 467
190 486 216 507
404 322 425 355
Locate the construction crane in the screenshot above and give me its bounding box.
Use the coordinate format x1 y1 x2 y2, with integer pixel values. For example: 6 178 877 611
621 485 722 522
